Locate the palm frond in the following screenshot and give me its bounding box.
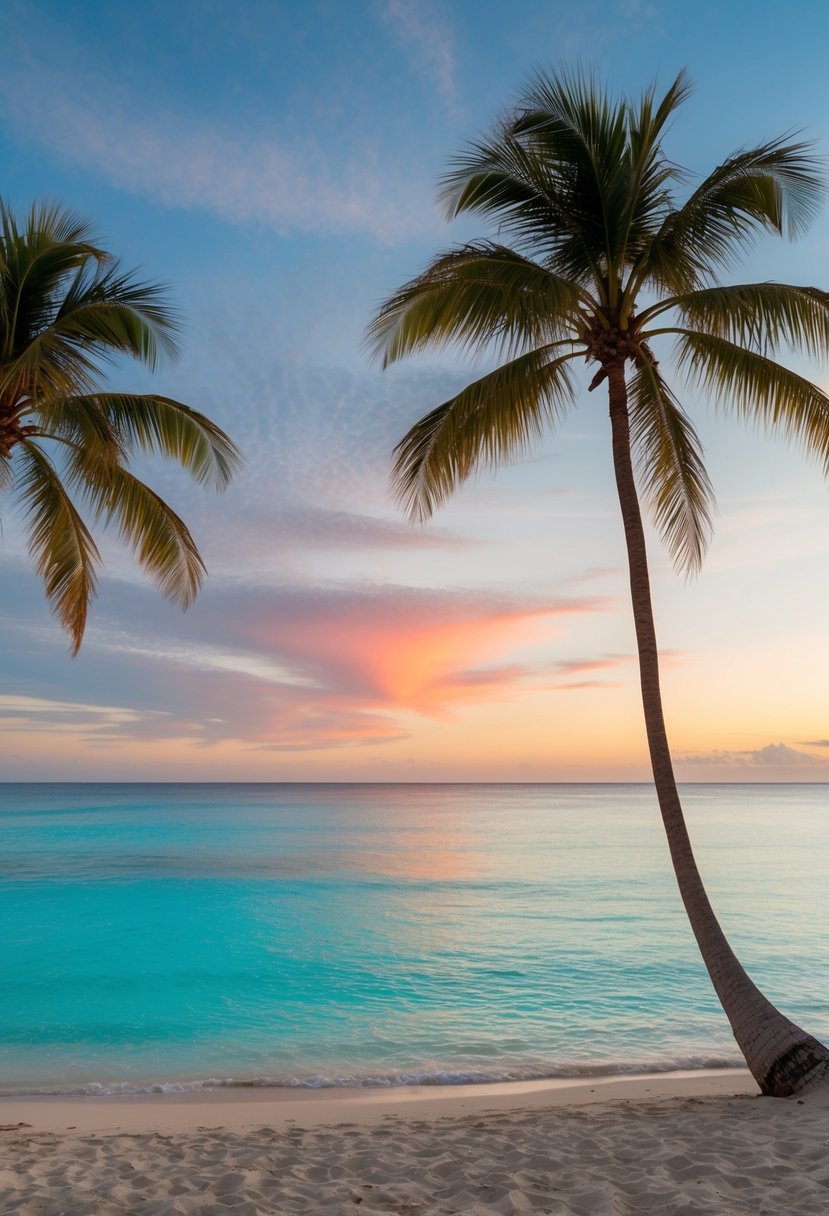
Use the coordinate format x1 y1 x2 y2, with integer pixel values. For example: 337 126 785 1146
32 395 126 471
628 359 715 573
0 200 106 279
636 137 824 293
14 440 100 654
82 393 241 487
513 67 630 266
56 263 181 365
647 282 829 360
15 200 106 255
1 269 181 403
76 463 206 608
33 393 239 488
675 329 829 471
632 69 694 148
393 347 577 520
437 70 692 294
0 202 111 366
617 71 691 272
515 70 690 275
367 243 587 367
438 124 601 283
438 69 636 286
0 329 101 401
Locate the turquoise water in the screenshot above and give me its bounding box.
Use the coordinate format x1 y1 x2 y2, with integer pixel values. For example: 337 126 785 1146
1 782 827 1094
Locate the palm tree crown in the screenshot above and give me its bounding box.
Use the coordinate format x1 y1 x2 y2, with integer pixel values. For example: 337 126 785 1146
370 70 829 560
368 69 829 1096
0 201 240 652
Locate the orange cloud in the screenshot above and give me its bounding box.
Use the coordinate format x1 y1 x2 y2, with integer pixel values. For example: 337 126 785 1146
232 589 608 722
1 577 614 764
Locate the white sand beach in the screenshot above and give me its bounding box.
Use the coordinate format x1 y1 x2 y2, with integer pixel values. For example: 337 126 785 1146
3 1069 829 1215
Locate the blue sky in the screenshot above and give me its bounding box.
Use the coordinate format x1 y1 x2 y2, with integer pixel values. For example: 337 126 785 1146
1 0 828 779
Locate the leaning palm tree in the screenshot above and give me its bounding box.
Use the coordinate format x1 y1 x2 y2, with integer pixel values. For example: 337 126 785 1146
368 69 829 1096
0 201 239 652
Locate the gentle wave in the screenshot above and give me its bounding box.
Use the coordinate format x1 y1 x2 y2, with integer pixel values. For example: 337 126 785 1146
0 1056 746 1097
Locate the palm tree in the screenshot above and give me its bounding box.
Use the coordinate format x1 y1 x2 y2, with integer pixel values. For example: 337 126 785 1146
367 69 829 1096
0 201 240 653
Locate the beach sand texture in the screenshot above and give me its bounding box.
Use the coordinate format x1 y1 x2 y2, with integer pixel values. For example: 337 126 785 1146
2 1073 829 1215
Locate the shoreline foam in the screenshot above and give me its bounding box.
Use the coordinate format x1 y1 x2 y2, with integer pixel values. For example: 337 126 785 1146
0 1067 754 1133
0 1054 747 1098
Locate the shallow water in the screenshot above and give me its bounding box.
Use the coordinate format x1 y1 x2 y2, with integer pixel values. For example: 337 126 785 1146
1 782 827 1094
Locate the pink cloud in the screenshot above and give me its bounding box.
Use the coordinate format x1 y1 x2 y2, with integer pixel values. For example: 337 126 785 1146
554 656 629 676
227 587 610 721
76 584 612 749
5 571 614 754
557 680 625 691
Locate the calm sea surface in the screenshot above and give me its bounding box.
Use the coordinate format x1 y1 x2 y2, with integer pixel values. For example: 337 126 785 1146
1 782 827 1095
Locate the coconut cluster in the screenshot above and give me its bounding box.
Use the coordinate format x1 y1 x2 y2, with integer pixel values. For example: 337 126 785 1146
0 414 37 459
581 316 641 366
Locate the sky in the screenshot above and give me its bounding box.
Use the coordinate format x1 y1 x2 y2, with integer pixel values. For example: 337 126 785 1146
0 0 828 782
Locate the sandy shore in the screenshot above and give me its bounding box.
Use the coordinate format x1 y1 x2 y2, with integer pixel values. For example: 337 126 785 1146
2 1069 829 1214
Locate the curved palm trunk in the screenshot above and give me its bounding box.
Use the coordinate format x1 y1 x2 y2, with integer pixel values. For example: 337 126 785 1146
605 361 829 1097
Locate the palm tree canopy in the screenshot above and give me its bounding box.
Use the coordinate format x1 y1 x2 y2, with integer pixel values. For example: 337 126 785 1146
0 200 241 652
367 68 829 573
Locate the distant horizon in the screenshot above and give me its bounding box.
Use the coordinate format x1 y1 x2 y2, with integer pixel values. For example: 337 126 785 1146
2 779 828 787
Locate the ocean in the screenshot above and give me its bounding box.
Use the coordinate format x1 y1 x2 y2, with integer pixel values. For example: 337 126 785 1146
1 782 827 1095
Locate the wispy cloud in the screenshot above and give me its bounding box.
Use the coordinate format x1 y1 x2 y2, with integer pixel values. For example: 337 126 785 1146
0 12 434 241
554 656 628 676
379 0 456 106
0 694 169 734
558 680 625 692
551 655 628 691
